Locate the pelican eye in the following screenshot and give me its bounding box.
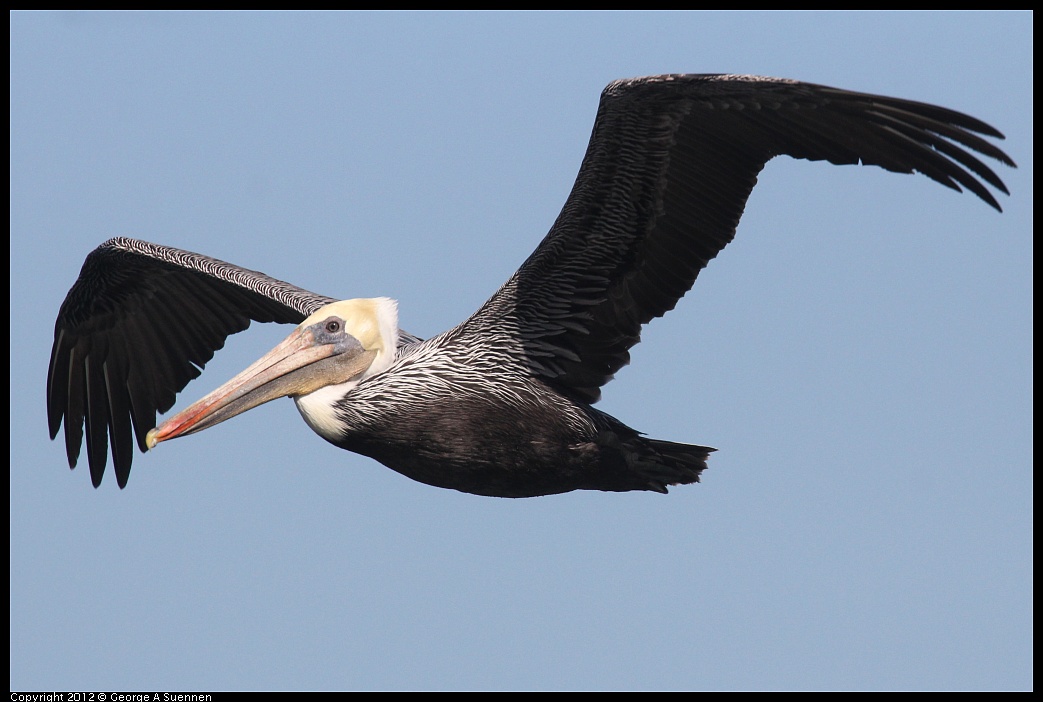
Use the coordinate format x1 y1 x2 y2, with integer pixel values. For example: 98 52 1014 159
325 319 341 334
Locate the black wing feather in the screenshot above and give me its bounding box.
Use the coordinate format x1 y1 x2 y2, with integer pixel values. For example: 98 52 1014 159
466 74 1014 404
48 238 339 487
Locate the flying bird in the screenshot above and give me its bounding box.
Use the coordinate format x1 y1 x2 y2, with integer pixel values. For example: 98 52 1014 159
47 74 1015 495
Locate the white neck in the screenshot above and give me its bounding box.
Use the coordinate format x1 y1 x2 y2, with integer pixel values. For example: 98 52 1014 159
293 296 400 440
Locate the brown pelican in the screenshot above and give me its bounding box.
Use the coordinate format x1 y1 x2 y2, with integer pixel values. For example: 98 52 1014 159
47 74 1014 495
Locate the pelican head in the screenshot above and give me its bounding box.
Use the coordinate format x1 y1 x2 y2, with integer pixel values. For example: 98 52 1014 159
145 297 399 448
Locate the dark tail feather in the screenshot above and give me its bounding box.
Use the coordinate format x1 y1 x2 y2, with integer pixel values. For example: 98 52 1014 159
641 439 715 493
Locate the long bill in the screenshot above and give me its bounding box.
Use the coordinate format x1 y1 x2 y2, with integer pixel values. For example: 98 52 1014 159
145 322 375 449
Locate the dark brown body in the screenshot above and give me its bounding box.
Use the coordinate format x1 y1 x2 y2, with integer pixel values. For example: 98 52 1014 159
328 386 709 497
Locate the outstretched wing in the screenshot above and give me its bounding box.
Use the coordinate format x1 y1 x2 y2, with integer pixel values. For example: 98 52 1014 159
47 237 420 488
464 74 1014 403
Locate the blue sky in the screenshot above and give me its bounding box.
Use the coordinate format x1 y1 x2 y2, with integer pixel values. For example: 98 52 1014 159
10 11 1032 691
